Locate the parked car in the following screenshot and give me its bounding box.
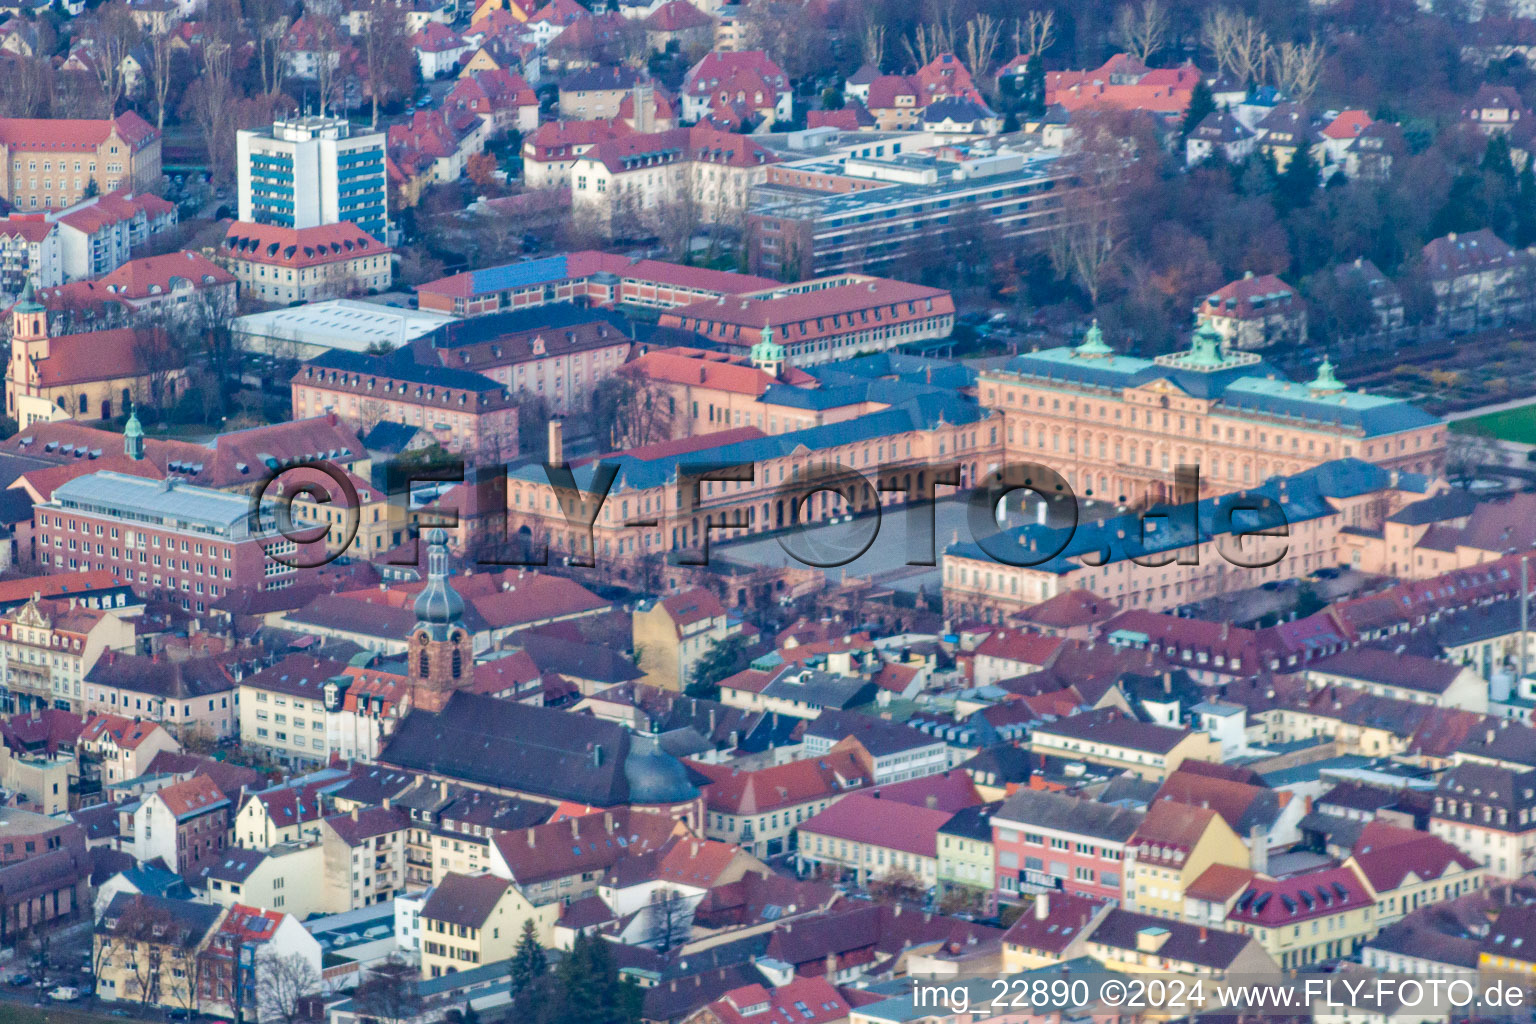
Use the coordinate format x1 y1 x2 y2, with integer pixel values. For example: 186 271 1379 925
8 973 32 987
48 986 80 1002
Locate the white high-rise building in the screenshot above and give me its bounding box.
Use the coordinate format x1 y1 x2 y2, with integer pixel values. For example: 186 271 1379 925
236 116 388 240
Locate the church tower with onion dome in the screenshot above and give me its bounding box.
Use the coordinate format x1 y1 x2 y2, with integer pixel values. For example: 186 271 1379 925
408 528 473 713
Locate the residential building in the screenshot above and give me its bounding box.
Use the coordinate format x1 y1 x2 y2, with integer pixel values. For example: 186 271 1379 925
688 978 851 1024
236 116 388 240
936 801 998 911
1044 54 1200 116
198 904 323 1023
95 892 222 1009
487 807 684 906
1186 110 1257 166
1194 272 1307 351
802 708 950 784
82 652 243 741
54 191 177 281
558 65 647 119
689 751 869 857
32 471 301 609
1028 709 1220 782
1084 909 1280 978
238 655 353 767
1302 648 1488 713
234 769 351 848
1333 257 1405 331
132 774 231 877
446 68 539 136
795 789 953 886
418 871 556 978
88 250 237 318
1001 893 1112 971
318 806 410 911
0 592 137 713
220 221 392 305
990 788 1142 904
78 714 179 785
658 274 954 367
0 113 161 211
1430 763 1536 879
0 215 61 297
679 50 792 125
191 842 326 915
633 588 735 691
567 125 778 234
1224 865 1377 969
1422 229 1535 331
1122 800 1251 919
1343 820 1483 928
521 118 633 190
1463 84 1530 134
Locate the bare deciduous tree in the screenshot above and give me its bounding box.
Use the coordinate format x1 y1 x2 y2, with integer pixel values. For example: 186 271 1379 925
186 37 237 183
255 950 321 1024
246 0 293 97
1201 8 1271 87
1016 9 1055 58
357 0 409 127
861 23 885 68
648 887 691 953
1048 118 1127 309
962 14 1005 83
1274 36 1324 103
1113 0 1170 63
0 55 54 118
903 16 956 70
353 957 421 1024
146 30 176 131
86 2 145 116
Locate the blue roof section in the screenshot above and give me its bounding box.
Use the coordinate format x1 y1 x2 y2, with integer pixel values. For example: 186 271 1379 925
945 458 1396 573
467 255 570 296
814 352 977 389
513 392 988 492
1000 345 1436 436
1219 377 1441 437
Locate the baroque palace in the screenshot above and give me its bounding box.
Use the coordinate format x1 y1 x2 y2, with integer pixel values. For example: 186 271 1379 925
504 323 1447 572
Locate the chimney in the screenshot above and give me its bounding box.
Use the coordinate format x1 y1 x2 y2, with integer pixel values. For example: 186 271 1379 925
527 829 536 848
1035 893 1050 920
548 419 564 465
1199 926 1208 943
823 952 837 980
439 781 449 799
350 808 359 822
604 812 614 832
571 817 579 839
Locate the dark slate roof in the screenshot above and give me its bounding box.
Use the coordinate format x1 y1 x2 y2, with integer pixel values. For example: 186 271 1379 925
362 420 427 453
1387 489 1481 525
420 872 508 928
380 691 639 805
192 847 267 887
423 302 629 350
938 800 1000 841
304 347 507 393
804 708 941 756
993 788 1145 841
1089 908 1254 968
521 633 643 683
1031 708 1192 754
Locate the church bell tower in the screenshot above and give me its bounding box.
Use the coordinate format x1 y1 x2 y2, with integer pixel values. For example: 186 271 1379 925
409 528 473 713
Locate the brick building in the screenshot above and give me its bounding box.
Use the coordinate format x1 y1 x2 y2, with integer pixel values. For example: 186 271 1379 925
33 471 300 611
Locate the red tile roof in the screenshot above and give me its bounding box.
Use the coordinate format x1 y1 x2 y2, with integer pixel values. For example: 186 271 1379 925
1323 109 1373 140
1197 272 1300 320
80 713 166 750
662 276 954 344
27 327 174 389
578 124 776 174
96 250 234 300
0 112 157 152
645 0 712 31
222 221 388 269
1128 799 1220 863
798 790 954 858
156 774 229 820
707 977 850 1024
1349 821 1479 894
1228 865 1371 926
690 751 869 815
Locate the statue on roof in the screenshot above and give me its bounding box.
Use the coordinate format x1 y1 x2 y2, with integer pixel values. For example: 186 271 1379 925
1074 318 1114 358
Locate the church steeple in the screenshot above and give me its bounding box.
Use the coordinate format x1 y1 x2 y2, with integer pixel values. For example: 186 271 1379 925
11 277 46 344
409 528 472 713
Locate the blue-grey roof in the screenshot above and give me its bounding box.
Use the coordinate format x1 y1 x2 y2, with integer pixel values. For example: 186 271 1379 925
513 392 988 492
814 352 977 389
305 347 506 393
945 457 1407 574
998 345 1436 436
467 255 569 296
424 302 630 350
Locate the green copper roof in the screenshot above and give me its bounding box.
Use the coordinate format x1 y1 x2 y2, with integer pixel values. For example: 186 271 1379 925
13 276 42 315
1075 319 1114 357
1184 321 1227 368
1309 354 1343 393
750 322 785 363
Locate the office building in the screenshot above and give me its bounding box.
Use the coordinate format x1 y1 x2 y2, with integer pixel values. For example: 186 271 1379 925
237 117 389 240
